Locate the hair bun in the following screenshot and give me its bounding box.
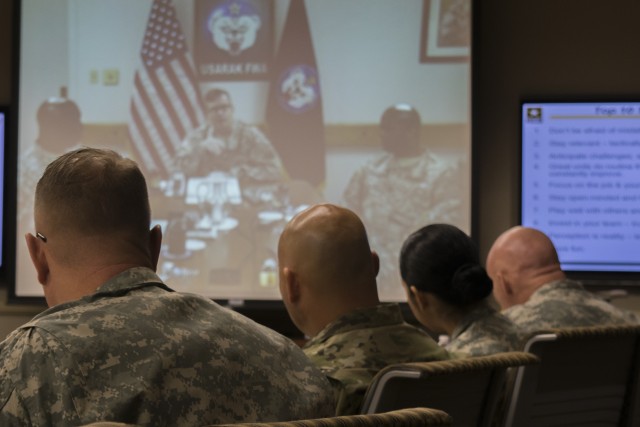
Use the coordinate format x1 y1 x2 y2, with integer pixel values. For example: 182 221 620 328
449 263 493 305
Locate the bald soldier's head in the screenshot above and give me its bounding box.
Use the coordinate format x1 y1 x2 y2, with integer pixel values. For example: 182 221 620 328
277 204 380 337
486 226 565 310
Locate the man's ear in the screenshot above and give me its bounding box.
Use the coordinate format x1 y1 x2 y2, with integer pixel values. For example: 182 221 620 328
282 267 301 304
149 225 163 271
410 286 429 311
498 271 515 297
371 251 380 278
25 233 50 286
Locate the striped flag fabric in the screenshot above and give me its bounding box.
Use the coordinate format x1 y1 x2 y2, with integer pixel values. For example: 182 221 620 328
129 0 205 179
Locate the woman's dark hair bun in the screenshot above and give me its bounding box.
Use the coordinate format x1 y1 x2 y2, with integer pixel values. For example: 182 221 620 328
448 263 493 305
400 223 492 307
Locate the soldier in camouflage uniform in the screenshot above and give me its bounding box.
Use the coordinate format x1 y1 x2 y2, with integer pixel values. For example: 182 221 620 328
342 104 463 298
19 144 61 229
400 224 523 357
0 148 334 427
174 87 285 201
18 94 83 232
278 204 450 416
445 301 523 356
486 226 640 332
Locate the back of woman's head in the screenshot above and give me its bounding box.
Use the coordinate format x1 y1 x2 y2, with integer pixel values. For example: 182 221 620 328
400 223 492 306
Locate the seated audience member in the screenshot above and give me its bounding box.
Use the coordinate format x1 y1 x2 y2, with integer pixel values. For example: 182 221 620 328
277 204 450 415
0 148 334 427
400 224 522 357
486 226 640 331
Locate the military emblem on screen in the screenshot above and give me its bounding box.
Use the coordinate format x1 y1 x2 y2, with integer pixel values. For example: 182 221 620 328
527 107 543 123
195 0 273 81
277 65 320 114
208 0 261 56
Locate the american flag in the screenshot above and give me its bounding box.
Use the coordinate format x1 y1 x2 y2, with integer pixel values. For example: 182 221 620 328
129 0 205 178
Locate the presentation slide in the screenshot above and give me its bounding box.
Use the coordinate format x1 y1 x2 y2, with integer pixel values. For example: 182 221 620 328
15 0 470 302
522 102 640 272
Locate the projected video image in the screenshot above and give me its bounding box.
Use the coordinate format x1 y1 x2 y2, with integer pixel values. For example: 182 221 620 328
16 0 470 302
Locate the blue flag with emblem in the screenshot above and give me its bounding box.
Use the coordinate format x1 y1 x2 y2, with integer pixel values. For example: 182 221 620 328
266 0 325 187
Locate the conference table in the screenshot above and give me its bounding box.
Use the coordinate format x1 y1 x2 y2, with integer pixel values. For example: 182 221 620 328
149 172 321 301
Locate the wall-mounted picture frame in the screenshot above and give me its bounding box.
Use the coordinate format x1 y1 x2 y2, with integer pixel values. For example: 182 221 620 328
420 0 470 63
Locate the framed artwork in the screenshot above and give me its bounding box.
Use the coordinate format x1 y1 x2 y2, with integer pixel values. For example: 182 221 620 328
420 0 470 63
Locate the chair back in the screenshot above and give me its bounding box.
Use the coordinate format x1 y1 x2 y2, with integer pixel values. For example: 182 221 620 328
504 324 640 427
211 407 453 426
360 352 539 427
623 332 640 427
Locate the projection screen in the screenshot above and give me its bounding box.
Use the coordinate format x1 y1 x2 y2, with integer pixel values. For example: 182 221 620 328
14 0 471 303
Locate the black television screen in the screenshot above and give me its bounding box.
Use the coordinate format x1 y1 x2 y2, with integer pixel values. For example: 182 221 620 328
0 107 5 269
12 0 471 304
521 101 640 275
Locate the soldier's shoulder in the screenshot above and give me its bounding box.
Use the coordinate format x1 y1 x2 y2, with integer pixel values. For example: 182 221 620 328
0 324 54 388
235 121 267 140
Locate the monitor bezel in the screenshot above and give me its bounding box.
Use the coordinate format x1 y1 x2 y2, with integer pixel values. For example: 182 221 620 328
519 98 640 286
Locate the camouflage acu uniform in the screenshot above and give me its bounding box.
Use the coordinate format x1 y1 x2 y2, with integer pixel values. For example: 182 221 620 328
303 303 450 415
446 301 523 357
503 279 640 333
342 152 462 296
0 267 334 427
175 122 285 192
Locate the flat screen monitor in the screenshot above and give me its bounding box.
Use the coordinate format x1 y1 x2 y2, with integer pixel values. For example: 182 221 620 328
11 0 471 305
0 108 5 269
521 101 640 277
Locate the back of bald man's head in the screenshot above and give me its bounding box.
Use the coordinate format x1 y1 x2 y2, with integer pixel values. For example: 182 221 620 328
278 204 378 296
489 226 563 282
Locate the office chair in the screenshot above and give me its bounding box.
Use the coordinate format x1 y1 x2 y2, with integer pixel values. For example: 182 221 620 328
360 351 539 427
212 407 453 426
503 324 640 427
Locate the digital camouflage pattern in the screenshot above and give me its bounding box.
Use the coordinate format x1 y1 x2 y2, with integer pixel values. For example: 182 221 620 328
503 279 640 333
174 121 284 190
446 301 523 356
0 267 334 427
303 303 450 415
342 151 463 296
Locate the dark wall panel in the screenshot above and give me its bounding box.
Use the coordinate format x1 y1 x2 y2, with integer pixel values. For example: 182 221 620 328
473 0 640 257
0 0 12 104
